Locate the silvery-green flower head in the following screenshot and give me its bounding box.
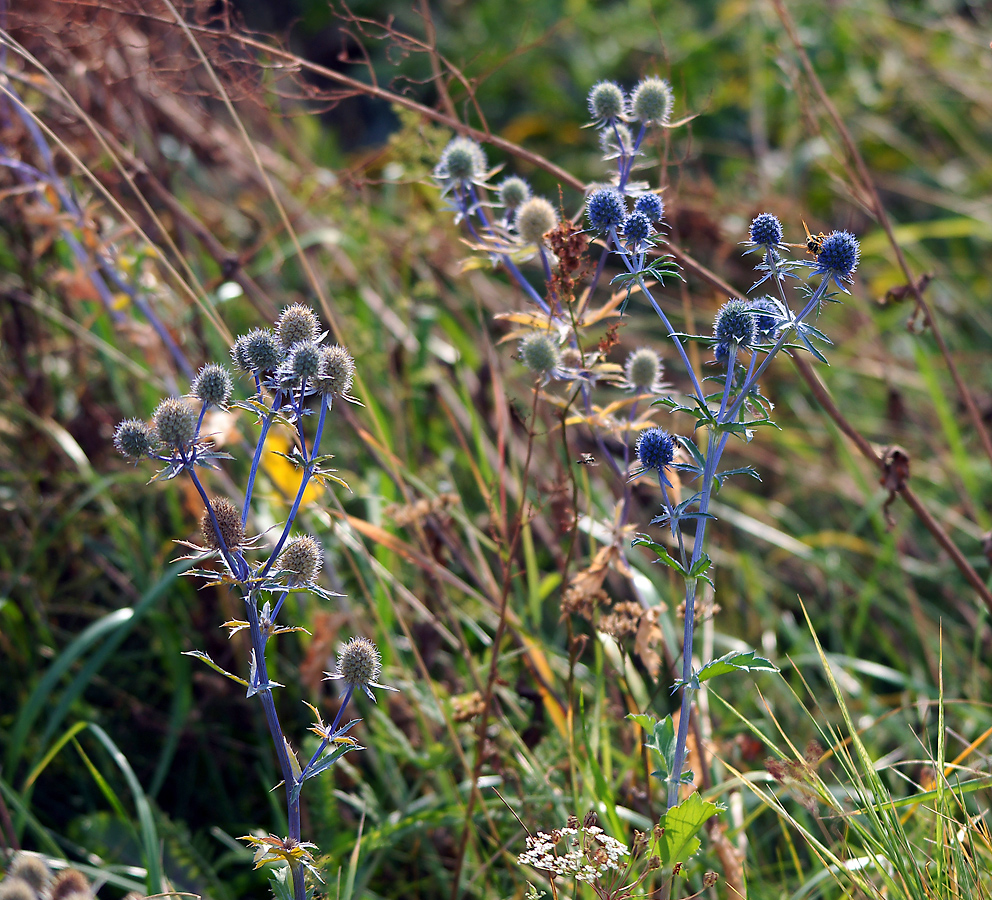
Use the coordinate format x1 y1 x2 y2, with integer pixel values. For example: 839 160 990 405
498 176 531 212
630 77 673 126
515 197 558 246
434 136 488 194
519 331 561 380
192 363 233 407
114 418 157 461
624 348 664 394
152 397 196 452
588 81 627 124
277 304 320 349
324 636 398 701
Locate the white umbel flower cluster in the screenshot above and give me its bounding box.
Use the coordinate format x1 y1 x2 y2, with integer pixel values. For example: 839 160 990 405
517 824 629 884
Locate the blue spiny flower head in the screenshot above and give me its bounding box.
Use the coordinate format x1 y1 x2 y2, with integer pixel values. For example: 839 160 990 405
277 304 320 349
749 296 781 339
622 211 652 249
634 193 665 223
630 76 673 126
498 176 531 212
748 212 783 248
714 341 730 365
588 80 627 123
114 418 156 460
192 363 233 407
713 299 757 351
586 188 626 233
519 331 561 379
434 136 487 191
152 397 196 452
814 230 860 291
636 427 676 471
515 196 558 246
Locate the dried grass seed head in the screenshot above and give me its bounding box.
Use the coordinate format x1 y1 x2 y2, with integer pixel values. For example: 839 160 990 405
201 497 245 551
0 879 37 900
48 870 91 900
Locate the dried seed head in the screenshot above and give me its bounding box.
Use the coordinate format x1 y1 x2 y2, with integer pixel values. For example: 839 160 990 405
279 535 322 583
49 870 91 900
8 854 50 893
152 398 196 451
515 197 558 246
200 498 245 551
192 363 233 406
315 345 355 396
114 418 156 460
277 304 320 348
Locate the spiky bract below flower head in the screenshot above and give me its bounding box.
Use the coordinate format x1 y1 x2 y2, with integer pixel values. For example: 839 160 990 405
586 188 626 232
630 76 673 126
114 418 156 460
152 397 196 451
713 300 756 351
515 197 558 246
636 427 676 471
598 121 633 158
588 80 626 122
634 193 665 223
201 497 245 552
624 347 664 393
749 212 783 247
277 304 320 349
815 231 860 284
622 211 652 247
315 344 355 396
497 176 531 211
192 362 233 406
435 136 487 185
519 332 560 378
279 535 322 583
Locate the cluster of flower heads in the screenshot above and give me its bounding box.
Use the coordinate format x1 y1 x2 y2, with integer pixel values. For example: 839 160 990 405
588 77 674 127
586 189 665 251
0 856 148 900
517 817 631 884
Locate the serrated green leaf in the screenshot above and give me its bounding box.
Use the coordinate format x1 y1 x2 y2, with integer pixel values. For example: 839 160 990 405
656 792 720 869
695 649 779 684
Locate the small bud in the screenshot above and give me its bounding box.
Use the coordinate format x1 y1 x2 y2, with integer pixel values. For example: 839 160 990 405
630 76 673 126
279 535 322 583
634 193 665 223
498 176 531 211
515 197 558 246
152 397 196 451
191 362 233 406
703 871 719 887
519 332 560 378
276 304 320 349
713 300 756 351
114 418 156 460
582 809 599 829
624 348 663 393
646 856 661 872
586 188 626 232
749 212 783 247
201 497 245 551
566 814 579 830
636 427 675 471
315 345 355 397
588 81 626 122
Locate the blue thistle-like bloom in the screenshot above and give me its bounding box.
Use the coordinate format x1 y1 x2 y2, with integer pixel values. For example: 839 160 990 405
749 297 780 338
622 211 652 248
714 342 730 364
630 76 673 126
636 427 676 471
586 188 626 232
498 176 531 211
634 193 665 223
713 300 757 350
588 81 626 123
814 231 860 290
192 363 233 407
748 213 783 247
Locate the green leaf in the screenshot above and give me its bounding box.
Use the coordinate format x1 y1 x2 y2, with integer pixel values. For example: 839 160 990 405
630 540 686 576
695 649 779 684
629 714 677 782
655 792 720 869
